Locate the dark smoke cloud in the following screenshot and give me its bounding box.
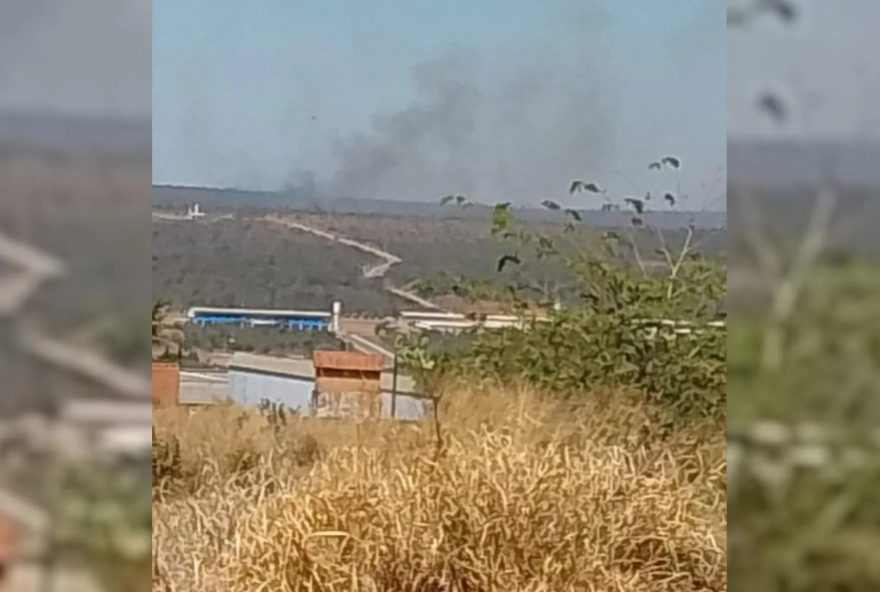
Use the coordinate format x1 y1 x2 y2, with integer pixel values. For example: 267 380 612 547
326 49 617 206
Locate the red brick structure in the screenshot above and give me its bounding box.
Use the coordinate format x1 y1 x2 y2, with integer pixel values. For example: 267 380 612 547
312 351 383 418
151 362 180 405
0 514 17 584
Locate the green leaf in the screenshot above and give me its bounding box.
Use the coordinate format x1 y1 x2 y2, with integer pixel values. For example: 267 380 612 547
569 180 601 194
661 156 681 169
624 198 645 214
491 202 513 235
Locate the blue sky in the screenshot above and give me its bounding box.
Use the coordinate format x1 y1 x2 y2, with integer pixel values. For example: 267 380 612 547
153 0 725 209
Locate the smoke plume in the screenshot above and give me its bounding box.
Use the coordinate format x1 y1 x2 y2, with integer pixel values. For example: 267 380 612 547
327 49 617 206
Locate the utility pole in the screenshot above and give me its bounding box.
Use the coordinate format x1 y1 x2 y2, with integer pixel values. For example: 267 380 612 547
390 354 398 420
41 382 58 592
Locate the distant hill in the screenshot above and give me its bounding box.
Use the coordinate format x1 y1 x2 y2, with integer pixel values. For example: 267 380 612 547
728 139 880 262
152 185 726 230
0 110 149 156
729 138 880 190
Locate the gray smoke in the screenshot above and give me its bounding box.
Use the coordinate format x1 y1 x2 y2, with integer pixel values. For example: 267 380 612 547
327 49 617 206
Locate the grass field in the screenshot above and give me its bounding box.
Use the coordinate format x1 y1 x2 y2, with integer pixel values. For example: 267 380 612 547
152 387 725 592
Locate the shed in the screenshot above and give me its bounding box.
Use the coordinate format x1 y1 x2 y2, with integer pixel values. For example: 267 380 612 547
313 351 383 418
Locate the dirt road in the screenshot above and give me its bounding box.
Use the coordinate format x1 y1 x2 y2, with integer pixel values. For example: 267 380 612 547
263 214 440 310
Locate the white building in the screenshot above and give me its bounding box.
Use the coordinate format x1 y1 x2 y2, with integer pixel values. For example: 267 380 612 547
186 203 205 220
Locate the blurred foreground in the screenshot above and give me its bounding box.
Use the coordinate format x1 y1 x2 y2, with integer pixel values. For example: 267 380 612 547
0 115 150 590
727 1 880 588
727 195 880 589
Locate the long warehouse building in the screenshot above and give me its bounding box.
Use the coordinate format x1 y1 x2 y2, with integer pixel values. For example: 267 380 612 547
187 302 342 331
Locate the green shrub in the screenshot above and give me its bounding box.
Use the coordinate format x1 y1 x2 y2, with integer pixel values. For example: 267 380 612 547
397 186 726 422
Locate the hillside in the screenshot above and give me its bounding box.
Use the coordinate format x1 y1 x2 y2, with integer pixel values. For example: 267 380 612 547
153 206 726 317
153 217 398 315
1 134 150 368
728 138 880 190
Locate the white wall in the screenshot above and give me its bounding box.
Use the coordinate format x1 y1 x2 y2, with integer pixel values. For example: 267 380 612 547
380 392 429 420
228 371 314 414
228 370 429 420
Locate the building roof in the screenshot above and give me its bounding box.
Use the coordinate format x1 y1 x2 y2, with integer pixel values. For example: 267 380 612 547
229 352 314 378
399 310 467 320
314 350 383 372
188 306 330 318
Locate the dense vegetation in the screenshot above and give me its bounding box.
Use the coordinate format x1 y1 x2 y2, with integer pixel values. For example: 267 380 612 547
153 209 723 316
393 184 727 423
52 459 151 592
182 324 345 357
153 218 396 314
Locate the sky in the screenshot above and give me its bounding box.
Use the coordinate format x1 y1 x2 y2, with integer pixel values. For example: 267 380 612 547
0 0 150 118
3 1 879 199
152 0 726 209
728 0 880 142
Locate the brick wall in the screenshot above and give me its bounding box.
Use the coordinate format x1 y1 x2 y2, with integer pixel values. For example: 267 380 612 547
0 514 15 550
0 514 17 584
151 362 179 405
313 351 382 418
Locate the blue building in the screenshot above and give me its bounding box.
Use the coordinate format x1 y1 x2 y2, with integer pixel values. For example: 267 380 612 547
187 306 334 330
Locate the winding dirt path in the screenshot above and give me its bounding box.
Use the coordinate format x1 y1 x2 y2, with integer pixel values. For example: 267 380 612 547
263 214 441 311
0 232 65 316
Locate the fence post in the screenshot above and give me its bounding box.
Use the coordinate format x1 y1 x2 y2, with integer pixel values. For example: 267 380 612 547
391 354 398 419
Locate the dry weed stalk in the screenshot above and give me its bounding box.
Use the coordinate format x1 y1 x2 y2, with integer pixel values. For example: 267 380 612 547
738 186 838 370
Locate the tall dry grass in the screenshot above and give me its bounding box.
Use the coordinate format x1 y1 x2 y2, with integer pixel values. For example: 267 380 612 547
152 387 725 591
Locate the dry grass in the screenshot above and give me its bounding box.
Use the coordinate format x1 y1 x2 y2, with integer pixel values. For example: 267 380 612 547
152 387 726 591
